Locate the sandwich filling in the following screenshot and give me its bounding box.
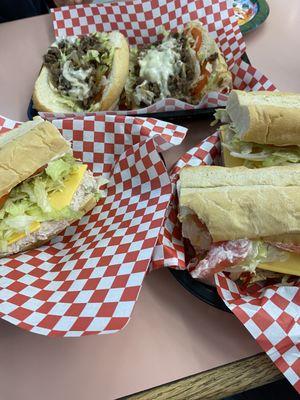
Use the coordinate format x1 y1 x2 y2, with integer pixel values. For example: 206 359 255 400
215 109 300 167
43 33 115 111
123 25 231 108
0 154 107 254
181 212 293 282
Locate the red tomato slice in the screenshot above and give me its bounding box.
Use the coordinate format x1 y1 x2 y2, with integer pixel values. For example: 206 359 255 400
0 193 9 209
190 27 202 53
188 239 252 280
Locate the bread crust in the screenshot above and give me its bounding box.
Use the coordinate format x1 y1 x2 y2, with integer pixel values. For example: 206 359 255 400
97 33 129 111
229 90 300 145
0 120 70 198
33 32 129 113
179 165 300 242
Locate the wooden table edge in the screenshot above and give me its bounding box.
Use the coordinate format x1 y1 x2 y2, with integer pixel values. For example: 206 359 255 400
122 353 281 400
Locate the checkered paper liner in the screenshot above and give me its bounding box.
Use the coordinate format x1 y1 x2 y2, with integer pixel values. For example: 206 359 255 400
37 0 274 120
0 114 187 337
150 132 299 392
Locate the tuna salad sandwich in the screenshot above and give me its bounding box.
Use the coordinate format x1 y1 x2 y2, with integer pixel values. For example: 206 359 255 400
122 21 232 109
0 117 107 257
178 165 300 284
33 32 129 112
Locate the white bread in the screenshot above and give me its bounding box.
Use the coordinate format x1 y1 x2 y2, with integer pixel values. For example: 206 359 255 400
186 21 232 101
226 90 300 145
178 165 300 242
0 119 70 198
0 195 96 258
33 32 129 112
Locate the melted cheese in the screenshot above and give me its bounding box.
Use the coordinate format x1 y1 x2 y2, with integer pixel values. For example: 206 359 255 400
7 164 87 245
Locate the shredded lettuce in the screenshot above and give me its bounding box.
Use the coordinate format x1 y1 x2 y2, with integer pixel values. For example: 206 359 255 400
0 155 87 248
222 131 300 167
233 241 288 274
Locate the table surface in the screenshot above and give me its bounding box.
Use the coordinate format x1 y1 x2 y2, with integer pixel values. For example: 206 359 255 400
0 1 299 399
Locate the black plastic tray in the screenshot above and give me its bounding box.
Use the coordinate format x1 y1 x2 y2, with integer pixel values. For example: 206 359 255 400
169 268 230 312
27 53 251 123
27 99 217 122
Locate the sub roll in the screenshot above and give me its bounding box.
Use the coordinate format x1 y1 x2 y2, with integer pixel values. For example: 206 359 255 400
215 90 300 167
178 165 300 282
0 117 107 257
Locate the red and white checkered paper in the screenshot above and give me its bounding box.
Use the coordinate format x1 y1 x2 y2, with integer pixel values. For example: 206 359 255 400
152 132 299 392
37 0 275 121
0 114 187 337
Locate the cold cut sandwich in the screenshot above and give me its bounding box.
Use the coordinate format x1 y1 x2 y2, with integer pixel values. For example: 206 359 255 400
0 117 107 257
178 165 300 282
215 90 300 167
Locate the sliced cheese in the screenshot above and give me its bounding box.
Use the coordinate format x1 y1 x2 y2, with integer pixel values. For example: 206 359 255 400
259 252 300 277
7 164 87 245
49 164 87 210
220 131 244 167
8 222 41 245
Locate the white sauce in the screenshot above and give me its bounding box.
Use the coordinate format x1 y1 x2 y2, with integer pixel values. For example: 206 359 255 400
62 61 91 101
139 44 178 98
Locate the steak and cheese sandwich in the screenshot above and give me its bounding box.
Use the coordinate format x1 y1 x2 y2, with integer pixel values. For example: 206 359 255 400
178 165 300 282
33 32 129 112
0 117 107 257
123 21 232 109
215 90 300 167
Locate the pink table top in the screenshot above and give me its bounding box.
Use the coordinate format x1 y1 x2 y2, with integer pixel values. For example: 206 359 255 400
0 1 299 399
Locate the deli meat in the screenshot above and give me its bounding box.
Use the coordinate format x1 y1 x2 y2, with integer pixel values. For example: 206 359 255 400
188 239 252 279
270 242 300 254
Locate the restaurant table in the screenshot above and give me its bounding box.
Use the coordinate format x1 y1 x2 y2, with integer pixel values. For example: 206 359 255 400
0 1 299 399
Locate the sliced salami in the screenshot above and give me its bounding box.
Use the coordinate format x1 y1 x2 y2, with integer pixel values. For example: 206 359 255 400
270 242 300 254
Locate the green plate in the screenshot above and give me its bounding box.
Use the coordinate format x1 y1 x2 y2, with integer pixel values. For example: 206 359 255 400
234 0 270 35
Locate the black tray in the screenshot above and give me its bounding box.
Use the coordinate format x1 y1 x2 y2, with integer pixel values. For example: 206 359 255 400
169 268 230 312
27 99 217 122
27 53 251 123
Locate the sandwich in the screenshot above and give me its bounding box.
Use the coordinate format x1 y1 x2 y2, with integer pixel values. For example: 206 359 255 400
178 165 300 283
33 32 129 113
122 21 232 109
0 117 107 257
215 90 300 168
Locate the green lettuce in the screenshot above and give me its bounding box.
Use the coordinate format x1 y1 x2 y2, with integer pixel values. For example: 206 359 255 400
222 133 300 167
0 155 84 248
237 241 288 274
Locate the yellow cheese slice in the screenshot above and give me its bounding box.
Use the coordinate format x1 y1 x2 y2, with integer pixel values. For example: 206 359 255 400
220 131 244 167
7 164 87 245
8 222 41 245
49 164 87 210
220 132 300 276
259 253 300 277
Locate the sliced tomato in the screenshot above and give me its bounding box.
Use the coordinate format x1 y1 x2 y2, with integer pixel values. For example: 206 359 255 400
0 193 9 209
188 239 252 280
192 60 210 97
190 27 202 53
270 242 300 255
